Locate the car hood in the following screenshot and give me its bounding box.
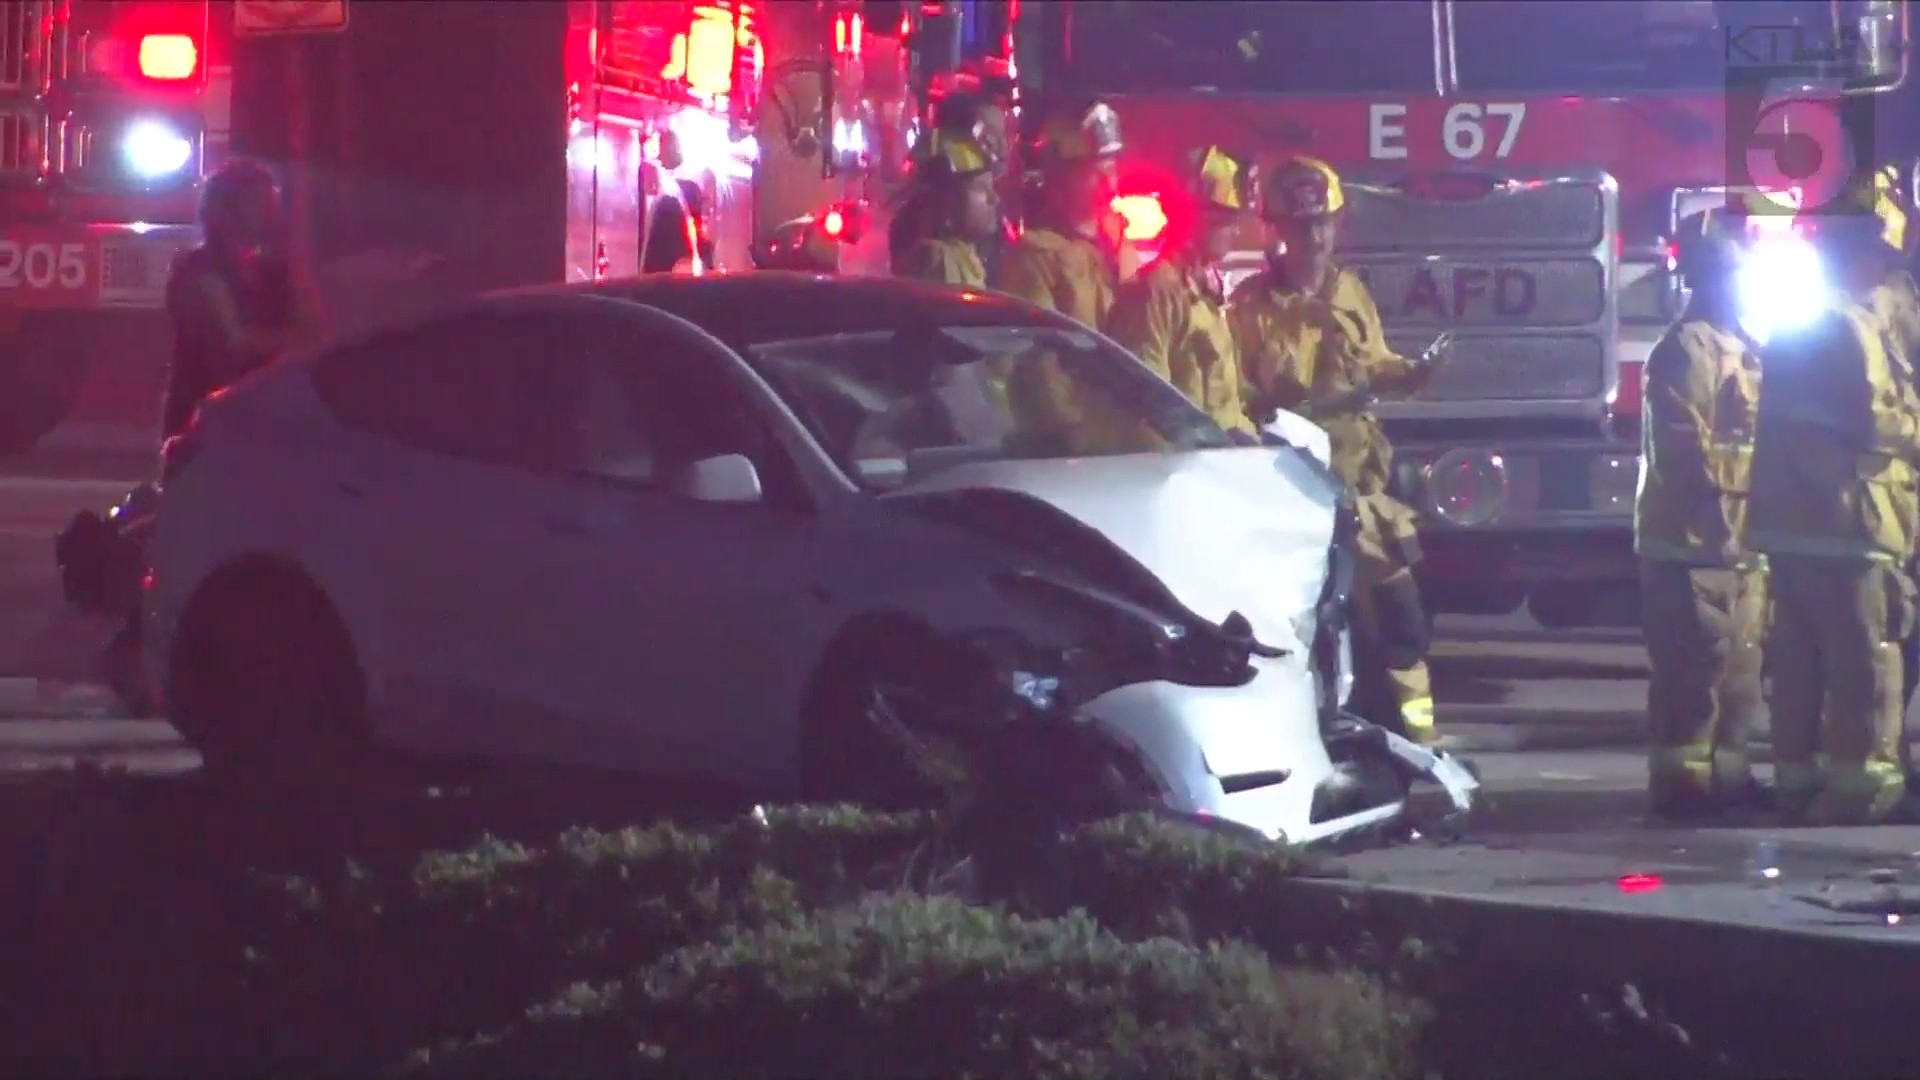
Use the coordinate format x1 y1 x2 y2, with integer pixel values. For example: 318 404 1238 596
887 448 1342 649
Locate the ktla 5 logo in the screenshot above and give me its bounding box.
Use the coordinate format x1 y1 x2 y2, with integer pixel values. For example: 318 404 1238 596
1731 76 1876 217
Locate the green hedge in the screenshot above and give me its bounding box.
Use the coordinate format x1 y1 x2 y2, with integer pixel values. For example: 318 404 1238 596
12 788 1425 1078
240 806 939 1063
405 893 1421 1080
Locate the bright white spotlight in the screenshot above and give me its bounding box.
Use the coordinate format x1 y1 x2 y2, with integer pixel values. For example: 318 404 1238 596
1736 235 1829 345
122 120 192 178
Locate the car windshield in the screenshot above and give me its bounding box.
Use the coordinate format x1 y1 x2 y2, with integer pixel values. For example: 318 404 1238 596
1452 0 1731 93
748 323 1233 490
1055 0 1438 95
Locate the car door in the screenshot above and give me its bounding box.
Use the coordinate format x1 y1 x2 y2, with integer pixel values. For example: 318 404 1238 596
515 313 839 786
311 311 592 756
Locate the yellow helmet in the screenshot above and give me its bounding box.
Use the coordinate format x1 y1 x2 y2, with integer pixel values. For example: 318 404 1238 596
1029 101 1123 168
914 130 993 183
1261 156 1345 220
1810 165 1909 253
1191 145 1251 213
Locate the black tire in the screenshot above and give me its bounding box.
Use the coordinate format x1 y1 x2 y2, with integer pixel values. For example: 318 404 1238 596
168 563 368 788
799 624 982 812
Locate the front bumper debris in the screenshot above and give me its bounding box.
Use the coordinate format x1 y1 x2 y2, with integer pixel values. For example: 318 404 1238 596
1317 710 1480 845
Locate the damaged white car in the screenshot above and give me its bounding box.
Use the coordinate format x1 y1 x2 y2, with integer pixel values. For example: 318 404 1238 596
143 273 1475 846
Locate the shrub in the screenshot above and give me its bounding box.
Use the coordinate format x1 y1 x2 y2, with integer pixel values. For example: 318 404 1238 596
244 805 937 1065
405 893 1423 1080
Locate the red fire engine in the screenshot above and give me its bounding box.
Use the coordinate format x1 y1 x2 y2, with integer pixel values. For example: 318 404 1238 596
0 0 221 453
3 0 894 453
983 0 1914 630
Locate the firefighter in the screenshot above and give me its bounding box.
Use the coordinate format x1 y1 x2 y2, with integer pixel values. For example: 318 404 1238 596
1106 145 1256 437
1863 166 1920 730
990 100 1161 455
162 159 318 441
889 69 1015 280
1633 207 1769 818
1749 180 1920 825
999 100 1130 329
1022 99 1138 285
1227 155 1448 745
892 132 999 288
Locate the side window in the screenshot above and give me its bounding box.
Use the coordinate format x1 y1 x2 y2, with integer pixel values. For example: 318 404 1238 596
312 313 585 474
571 327 804 506
310 327 439 441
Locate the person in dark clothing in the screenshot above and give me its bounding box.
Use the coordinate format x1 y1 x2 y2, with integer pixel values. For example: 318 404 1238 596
104 161 315 712
161 159 317 440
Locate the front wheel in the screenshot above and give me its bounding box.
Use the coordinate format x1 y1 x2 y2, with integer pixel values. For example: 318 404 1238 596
800 631 978 811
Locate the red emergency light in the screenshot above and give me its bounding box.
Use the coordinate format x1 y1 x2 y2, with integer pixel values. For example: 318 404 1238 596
1112 193 1168 243
813 201 868 245
88 30 202 83
138 33 199 80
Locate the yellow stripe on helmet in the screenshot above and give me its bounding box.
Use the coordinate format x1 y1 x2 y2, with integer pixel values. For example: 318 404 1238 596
1263 155 1345 219
1194 146 1250 211
918 130 992 179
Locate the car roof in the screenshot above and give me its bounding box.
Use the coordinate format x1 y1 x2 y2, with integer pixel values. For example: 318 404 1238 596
494 270 1064 347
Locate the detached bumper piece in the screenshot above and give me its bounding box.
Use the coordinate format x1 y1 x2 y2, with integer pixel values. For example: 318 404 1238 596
1311 711 1480 849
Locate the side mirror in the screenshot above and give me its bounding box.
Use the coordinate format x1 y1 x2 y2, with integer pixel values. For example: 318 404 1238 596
673 453 764 504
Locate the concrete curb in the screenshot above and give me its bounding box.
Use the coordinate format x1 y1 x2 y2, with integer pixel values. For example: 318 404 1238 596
0 678 125 720
0 477 145 522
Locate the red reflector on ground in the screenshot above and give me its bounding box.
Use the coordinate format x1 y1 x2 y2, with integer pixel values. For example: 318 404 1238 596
1617 872 1664 894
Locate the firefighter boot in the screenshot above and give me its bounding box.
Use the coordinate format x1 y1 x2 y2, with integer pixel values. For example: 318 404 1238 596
1372 568 1437 745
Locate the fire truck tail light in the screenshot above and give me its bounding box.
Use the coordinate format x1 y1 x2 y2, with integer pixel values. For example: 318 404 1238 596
1612 360 1645 416
138 34 200 81
821 209 847 239
1112 194 1167 243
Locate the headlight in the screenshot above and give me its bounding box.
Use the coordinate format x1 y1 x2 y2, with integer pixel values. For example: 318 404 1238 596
1736 235 1830 346
123 120 193 179
1422 449 1508 527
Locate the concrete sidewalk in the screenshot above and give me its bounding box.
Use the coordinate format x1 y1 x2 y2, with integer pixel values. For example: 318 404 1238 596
0 678 124 720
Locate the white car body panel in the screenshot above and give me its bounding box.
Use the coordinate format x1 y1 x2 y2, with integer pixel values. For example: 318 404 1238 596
1264 408 1333 469
888 448 1338 655
144 290 1430 849
886 447 1345 842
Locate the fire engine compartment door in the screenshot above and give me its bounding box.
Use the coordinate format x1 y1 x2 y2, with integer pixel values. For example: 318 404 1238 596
1336 169 1619 422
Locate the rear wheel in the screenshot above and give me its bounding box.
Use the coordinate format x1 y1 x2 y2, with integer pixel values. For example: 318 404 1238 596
169 564 368 790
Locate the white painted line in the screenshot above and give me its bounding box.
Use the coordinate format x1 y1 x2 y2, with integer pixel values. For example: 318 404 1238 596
0 678 123 718
0 477 144 496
